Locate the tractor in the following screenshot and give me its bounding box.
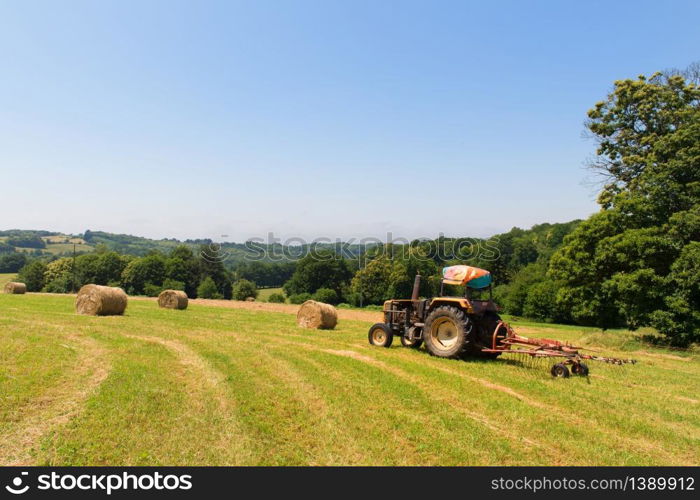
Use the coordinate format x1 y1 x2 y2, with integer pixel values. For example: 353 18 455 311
367 265 506 360
367 265 636 377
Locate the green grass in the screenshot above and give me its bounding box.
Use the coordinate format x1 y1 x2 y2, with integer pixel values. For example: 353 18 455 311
2 235 94 256
0 273 17 288
256 287 284 302
0 293 698 466
42 242 95 255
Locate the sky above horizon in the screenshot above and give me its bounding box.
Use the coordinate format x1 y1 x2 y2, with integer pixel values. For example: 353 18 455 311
1 0 698 243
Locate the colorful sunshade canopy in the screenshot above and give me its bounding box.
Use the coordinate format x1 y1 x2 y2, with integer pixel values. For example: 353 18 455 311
442 265 492 288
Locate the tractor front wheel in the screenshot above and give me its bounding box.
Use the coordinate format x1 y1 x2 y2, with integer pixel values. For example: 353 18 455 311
423 306 470 359
368 323 393 348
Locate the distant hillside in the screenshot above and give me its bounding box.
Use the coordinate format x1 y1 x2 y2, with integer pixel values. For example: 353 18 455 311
0 228 369 265
0 222 580 270
0 229 260 263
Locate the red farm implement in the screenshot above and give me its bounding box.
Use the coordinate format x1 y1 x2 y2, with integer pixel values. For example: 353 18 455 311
481 321 637 377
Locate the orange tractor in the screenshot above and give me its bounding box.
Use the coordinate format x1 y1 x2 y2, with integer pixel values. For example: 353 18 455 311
367 265 636 377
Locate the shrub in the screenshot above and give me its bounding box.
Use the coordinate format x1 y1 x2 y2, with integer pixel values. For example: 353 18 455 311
197 276 223 299
144 282 163 297
232 279 258 301
288 292 312 304
364 304 383 311
345 292 363 307
44 258 73 286
311 287 338 304
523 280 570 323
267 292 286 303
161 278 185 291
44 275 73 293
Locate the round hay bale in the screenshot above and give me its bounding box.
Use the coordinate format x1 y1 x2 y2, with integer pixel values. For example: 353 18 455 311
296 300 338 329
158 289 188 310
76 284 127 316
245 296 255 302
4 282 27 294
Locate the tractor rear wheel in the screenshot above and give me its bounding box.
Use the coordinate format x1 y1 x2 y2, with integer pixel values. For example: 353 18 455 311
468 312 507 359
368 323 393 348
423 306 471 359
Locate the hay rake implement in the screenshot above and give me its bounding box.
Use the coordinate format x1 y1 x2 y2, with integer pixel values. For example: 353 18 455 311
482 321 637 377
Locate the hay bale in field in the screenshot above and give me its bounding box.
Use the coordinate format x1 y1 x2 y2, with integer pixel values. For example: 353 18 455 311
158 289 188 310
76 284 127 316
296 300 337 329
4 282 27 294
245 296 255 302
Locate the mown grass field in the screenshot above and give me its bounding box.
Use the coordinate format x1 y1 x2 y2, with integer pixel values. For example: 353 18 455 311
0 235 93 255
0 273 16 288
0 293 698 466
257 287 285 302
41 242 94 255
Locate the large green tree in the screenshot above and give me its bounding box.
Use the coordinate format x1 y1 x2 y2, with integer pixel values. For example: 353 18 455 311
120 253 167 295
349 247 439 305
166 246 200 297
75 251 131 287
197 245 232 299
18 260 47 292
550 68 699 345
283 250 352 297
350 257 393 304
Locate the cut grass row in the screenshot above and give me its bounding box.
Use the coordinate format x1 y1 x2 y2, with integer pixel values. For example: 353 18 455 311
0 293 698 466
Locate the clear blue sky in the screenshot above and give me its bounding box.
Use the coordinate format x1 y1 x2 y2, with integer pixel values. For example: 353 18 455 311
1 0 698 242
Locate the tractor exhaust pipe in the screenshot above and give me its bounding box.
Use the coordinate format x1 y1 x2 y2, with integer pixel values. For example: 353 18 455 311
411 274 421 301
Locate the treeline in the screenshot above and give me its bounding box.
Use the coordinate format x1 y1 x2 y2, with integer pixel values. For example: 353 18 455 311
11 220 580 308
15 244 293 301
3 227 373 262
233 261 296 288
274 221 580 308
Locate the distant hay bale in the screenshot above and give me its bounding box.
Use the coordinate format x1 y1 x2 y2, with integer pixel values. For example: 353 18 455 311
76 284 127 316
158 289 188 310
245 296 256 302
4 282 27 294
296 300 338 329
